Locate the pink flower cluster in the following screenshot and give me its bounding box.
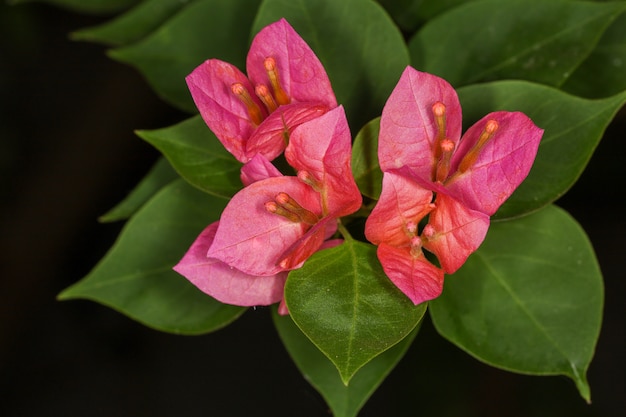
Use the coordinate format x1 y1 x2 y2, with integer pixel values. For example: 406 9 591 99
174 19 543 311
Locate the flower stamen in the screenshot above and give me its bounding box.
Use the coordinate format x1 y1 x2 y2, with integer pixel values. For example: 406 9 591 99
264 57 291 106
266 192 318 225
255 84 278 113
231 82 265 125
458 119 499 173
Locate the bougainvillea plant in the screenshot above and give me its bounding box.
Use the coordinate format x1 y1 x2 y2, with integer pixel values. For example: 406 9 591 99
34 0 626 415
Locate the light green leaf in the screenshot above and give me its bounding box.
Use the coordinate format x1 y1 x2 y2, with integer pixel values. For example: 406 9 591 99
71 0 195 46
109 0 262 111
457 81 626 219
59 179 245 334
137 116 242 199
99 157 178 223
285 238 426 385
253 0 409 130
409 0 626 87
351 117 382 200
430 205 603 402
273 309 420 417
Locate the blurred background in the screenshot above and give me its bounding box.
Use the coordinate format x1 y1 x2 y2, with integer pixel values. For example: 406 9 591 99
1 2 624 416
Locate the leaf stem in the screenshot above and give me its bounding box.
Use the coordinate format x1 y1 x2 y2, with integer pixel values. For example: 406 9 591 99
336 219 353 242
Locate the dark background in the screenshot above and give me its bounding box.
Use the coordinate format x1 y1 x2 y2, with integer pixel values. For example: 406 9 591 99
1 3 624 416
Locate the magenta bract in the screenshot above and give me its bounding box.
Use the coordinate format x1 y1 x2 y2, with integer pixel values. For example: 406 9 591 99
366 66 543 305
186 18 337 163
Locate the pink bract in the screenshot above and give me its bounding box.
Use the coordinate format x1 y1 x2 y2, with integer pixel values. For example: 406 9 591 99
367 66 543 305
174 106 361 310
186 18 337 163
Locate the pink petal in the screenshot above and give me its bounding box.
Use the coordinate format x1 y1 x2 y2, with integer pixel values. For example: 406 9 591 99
365 172 433 247
240 153 283 186
186 60 263 162
247 18 337 108
207 176 322 276
274 216 336 270
378 66 462 184
422 193 490 274
245 102 328 161
447 111 544 215
377 243 445 305
285 106 362 217
173 222 286 306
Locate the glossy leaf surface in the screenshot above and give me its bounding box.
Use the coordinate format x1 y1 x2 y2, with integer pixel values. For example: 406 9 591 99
457 81 626 219
273 309 420 417
253 0 409 130
137 116 242 198
109 0 262 111
351 117 382 200
430 205 603 402
285 238 426 384
59 180 245 334
409 0 626 87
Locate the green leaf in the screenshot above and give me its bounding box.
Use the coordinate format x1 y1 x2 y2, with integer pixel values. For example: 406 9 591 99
430 205 603 402
10 0 139 14
457 81 626 219
71 0 195 46
253 0 410 130
109 0 262 112
409 0 626 87
351 117 382 200
99 157 178 223
285 238 426 385
273 308 420 417
58 179 245 334
376 0 477 33
137 116 242 199
562 11 626 98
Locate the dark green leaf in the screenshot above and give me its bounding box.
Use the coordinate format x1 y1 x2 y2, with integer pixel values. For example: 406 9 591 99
137 116 242 199
409 0 626 87
285 238 426 384
253 0 409 130
58 179 245 334
351 117 382 200
562 11 626 98
273 309 420 417
376 0 477 33
71 0 194 46
99 157 178 223
457 81 626 219
430 205 603 402
109 0 262 111
11 0 139 14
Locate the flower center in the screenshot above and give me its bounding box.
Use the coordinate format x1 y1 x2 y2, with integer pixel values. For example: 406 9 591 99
430 101 499 184
265 192 318 225
231 56 291 126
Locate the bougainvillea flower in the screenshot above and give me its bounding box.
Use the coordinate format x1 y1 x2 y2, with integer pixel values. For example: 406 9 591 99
186 18 337 163
366 66 543 305
175 106 361 309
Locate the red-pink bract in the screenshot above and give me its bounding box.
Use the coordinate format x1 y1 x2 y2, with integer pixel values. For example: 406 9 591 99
186 18 337 163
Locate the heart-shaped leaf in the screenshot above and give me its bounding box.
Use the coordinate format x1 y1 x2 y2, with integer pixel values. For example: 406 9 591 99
409 0 626 87
273 308 420 417
457 81 626 219
252 0 409 130
58 179 245 334
285 238 426 384
109 0 262 111
430 204 603 402
137 116 242 198
99 157 178 223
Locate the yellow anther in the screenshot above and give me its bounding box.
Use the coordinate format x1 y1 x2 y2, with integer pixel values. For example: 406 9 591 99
231 82 264 125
